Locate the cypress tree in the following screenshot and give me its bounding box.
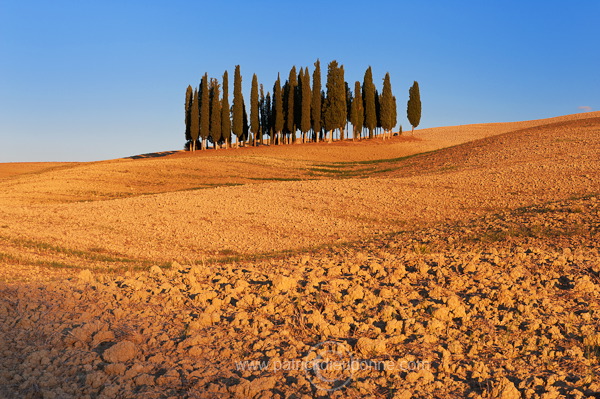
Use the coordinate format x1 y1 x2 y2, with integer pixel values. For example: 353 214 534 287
391 96 398 135
209 78 222 148
265 92 272 144
242 100 249 144
407 81 422 133
221 71 232 149
338 65 347 140
363 66 376 139
250 74 260 146
200 73 210 150
285 66 297 143
184 85 193 143
375 89 382 137
380 72 394 139
320 90 326 142
351 81 364 140
190 88 199 151
299 67 312 143
311 59 322 142
232 65 244 147
345 81 352 139
273 74 284 145
323 60 346 142
258 84 266 145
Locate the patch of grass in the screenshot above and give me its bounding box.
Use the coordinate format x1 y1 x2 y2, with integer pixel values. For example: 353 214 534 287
412 243 432 254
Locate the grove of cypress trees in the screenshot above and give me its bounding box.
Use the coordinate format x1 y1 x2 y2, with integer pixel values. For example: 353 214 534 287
250 74 260 146
351 81 364 140
380 72 394 139
311 59 322 142
407 81 422 133
209 78 222 148
190 88 199 151
221 70 232 149
232 65 244 147
273 74 284 145
363 66 377 139
185 85 193 144
323 60 346 143
200 73 210 150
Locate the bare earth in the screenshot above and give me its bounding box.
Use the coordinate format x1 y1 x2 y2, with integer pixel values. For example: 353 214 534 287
0 112 599 398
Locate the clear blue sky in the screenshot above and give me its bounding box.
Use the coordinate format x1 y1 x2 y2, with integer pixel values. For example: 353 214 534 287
1 0 598 162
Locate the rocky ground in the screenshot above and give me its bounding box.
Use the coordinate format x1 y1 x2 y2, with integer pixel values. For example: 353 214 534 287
0 113 599 398
1 196 599 398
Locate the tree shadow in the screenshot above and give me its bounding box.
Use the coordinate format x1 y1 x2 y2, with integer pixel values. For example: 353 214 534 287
126 151 180 160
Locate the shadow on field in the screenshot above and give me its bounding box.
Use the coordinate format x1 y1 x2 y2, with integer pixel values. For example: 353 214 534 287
126 151 179 160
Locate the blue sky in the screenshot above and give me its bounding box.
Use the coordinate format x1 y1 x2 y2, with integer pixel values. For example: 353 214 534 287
0 0 598 162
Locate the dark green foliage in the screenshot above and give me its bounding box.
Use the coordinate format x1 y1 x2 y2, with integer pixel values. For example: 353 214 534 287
299 67 311 141
407 81 422 132
183 60 412 148
190 88 200 150
311 59 322 141
323 60 346 140
273 74 284 144
221 71 232 147
250 74 260 146
232 65 244 144
209 78 222 146
363 66 377 139
380 73 394 135
351 81 364 140
200 73 210 147
185 85 193 142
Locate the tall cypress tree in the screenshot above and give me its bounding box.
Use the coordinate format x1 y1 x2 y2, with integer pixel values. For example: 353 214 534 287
363 66 377 139
380 72 394 139
209 78 222 148
265 92 272 144
345 81 352 139
299 67 312 143
375 90 382 137
273 74 284 145
232 65 244 147
221 70 232 149
311 59 322 142
258 84 266 145
190 88 199 151
391 96 398 135
242 100 249 144
184 85 193 143
351 81 364 140
199 73 210 150
250 74 260 146
323 60 346 142
407 81 422 133
284 66 297 143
